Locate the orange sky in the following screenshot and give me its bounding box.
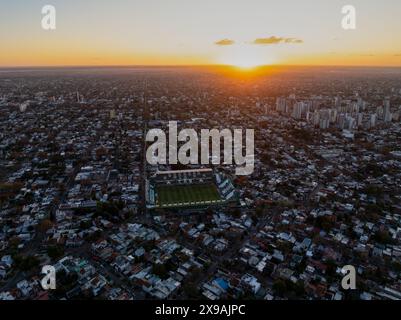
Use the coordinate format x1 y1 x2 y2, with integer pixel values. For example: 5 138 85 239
1 0 401 67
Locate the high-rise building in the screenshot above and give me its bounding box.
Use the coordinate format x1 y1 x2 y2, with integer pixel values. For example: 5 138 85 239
384 100 392 122
330 109 338 123
313 111 320 127
276 97 286 113
357 97 364 109
370 114 377 128
345 115 355 131
334 96 341 109
337 114 346 129
319 118 330 129
306 111 312 122
76 91 81 103
357 113 363 127
384 112 392 122
292 102 303 119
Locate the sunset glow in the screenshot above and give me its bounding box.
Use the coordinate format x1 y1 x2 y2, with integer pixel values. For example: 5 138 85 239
217 45 276 69
0 0 401 67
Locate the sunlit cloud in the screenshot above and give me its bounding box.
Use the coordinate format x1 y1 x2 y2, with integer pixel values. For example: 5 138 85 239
253 36 283 45
252 36 303 45
215 39 235 46
284 38 303 44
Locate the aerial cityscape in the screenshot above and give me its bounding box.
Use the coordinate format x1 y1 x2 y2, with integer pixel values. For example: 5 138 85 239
0 66 400 301
0 0 401 309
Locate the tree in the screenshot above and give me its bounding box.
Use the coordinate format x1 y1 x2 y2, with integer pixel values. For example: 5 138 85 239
183 283 199 299
273 280 287 296
152 263 168 279
325 259 337 278
13 255 40 272
373 230 394 245
79 220 92 230
54 269 79 297
255 206 264 217
47 245 65 260
38 219 53 232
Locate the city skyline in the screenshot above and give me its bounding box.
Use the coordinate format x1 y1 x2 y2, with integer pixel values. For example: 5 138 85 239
1 0 401 67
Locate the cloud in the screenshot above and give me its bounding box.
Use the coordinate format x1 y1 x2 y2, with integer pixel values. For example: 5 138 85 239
253 36 283 45
285 38 304 44
214 36 303 46
252 36 303 45
214 39 235 46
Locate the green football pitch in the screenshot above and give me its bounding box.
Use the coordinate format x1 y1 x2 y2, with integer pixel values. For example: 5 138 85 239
155 184 223 208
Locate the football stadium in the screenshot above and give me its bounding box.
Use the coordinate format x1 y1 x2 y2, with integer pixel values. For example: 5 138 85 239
146 168 237 210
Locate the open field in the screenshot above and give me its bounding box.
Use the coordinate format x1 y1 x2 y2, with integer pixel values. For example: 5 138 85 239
155 183 223 208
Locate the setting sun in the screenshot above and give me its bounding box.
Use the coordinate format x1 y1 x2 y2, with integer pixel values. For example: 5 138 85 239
234 61 260 70
217 45 276 69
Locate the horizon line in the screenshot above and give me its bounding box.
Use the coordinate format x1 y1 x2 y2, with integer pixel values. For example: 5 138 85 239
1 64 401 70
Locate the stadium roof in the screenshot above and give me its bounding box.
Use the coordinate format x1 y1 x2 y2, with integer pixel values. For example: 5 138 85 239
155 168 212 175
